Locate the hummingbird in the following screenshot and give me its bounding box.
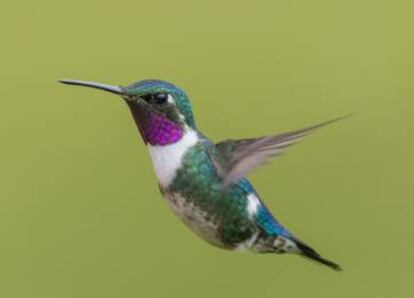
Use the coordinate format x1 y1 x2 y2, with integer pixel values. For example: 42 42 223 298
60 78 343 271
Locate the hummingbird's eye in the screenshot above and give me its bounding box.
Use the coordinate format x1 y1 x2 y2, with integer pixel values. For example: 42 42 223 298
153 93 168 104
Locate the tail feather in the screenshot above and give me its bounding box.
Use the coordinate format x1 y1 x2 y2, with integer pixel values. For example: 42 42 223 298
294 240 342 271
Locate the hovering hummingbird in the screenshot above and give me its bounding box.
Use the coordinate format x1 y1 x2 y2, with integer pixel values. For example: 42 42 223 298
60 79 343 271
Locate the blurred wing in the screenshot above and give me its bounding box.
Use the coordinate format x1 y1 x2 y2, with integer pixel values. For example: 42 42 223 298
214 116 348 187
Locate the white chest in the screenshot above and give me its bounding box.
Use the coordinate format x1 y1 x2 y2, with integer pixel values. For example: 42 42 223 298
147 129 198 187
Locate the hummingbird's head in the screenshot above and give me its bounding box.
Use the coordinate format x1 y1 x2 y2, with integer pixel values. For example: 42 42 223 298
124 80 195 128
59 79 196 146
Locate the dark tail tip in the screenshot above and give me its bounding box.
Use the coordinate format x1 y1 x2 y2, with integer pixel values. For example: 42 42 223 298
295 240 342 272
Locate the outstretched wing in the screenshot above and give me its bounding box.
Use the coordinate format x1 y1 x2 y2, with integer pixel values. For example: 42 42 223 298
213 116 348 187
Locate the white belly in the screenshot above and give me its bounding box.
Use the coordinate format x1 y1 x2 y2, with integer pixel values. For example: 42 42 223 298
164 192 224 248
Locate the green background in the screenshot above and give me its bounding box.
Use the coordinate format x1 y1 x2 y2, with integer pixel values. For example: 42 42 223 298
1 1 413 297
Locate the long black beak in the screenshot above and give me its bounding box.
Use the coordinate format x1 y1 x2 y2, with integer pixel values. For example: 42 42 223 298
59 79 124 95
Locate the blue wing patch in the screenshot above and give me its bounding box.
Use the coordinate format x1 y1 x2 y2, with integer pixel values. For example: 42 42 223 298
254 203 292 238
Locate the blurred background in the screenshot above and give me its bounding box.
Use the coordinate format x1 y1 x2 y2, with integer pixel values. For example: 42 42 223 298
1 1 413 297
